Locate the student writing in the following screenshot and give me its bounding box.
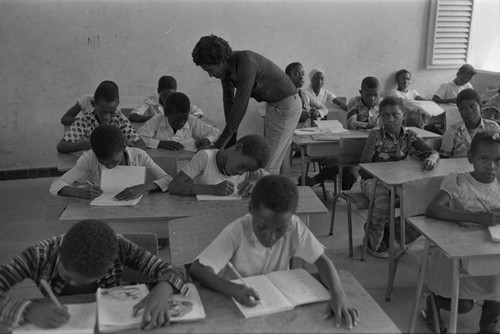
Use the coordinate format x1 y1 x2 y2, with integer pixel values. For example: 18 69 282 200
432 64 476 104
347 76 382 130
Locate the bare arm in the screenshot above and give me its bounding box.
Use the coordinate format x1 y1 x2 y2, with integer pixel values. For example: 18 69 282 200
168 171 234 196
61 102 81 126
56 139 91 153
333 98 347 111
129 113 153 122
432 95 456 104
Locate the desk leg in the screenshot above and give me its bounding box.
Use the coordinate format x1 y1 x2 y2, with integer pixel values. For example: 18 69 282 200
408 239 430 333
385 185 396 302
300 146 306 186
449 259 460 334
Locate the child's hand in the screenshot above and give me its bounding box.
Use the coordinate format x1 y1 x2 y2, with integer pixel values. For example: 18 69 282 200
364 123 377 129
481 212 500 226
132 282 173 331
114 184 147 201
299 110 310 123
232 285 260 307
422 158 436 171
325 294 359 329
195 138 211 149
78 184 103 199
310 108 320 119
159 141 184 151
213 181 235 195
25 300 70 329
237 180 255 197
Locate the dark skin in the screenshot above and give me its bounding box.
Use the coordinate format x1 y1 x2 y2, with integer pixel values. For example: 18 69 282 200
158 109 211 150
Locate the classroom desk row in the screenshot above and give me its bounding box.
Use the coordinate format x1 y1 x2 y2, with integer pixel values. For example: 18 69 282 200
45 270 401 334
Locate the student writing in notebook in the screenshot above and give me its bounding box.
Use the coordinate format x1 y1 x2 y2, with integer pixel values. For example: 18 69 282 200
50 125 171 200
432 64 476 104
189 176 359 328
138 92 220 150
128 75 205 122
57 81 146 153
347 76 382 130
168 134 270 196
0 220 189 331
425 131 500 333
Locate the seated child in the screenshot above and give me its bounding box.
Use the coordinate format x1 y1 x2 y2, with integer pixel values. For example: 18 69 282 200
51 125 171 200
57 81 145 153
60 80 120 126
285 62 328 125
482 85 500 123
388 69 427 101
0 219 188 331
440 89 500 158
347 76 382 130
305 68 348 111
129 75 204 122
432 64 476 104
168 134 270 196
359 97 439 258
189 175 359 328
138 92 220 150
425 130 500 333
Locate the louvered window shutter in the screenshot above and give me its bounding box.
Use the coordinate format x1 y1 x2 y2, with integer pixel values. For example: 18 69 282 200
427 0 474 68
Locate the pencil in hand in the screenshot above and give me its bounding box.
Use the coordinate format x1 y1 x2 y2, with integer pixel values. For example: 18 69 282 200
227 262 261 305
40 279 63 308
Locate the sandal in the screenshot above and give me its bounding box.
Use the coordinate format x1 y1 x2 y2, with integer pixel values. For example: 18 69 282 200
420 294 447 333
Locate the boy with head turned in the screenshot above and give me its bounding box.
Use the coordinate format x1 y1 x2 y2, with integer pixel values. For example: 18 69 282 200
57 81 145 153
0 220 188 331
168 134 270 197
440 88 500 158
129 75 205 122
138 92 220 150
347 76 383 130
432 64 476 104
189 175 359 328
359 97 439 258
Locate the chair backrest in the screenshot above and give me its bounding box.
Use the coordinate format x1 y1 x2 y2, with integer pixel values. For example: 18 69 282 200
121 233 158 283
168 213 243 267
401 176 444 217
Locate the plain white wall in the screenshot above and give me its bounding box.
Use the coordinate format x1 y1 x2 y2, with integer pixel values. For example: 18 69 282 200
0 0 463 170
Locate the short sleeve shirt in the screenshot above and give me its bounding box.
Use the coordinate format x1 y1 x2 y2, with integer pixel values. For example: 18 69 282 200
347 96 382 129
388 88 420 100
304 85 337 105
434 79 473 99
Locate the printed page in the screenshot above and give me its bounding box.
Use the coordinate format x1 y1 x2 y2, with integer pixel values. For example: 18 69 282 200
97 284 148 333
90 166 146 206
488 225 500 242
267 269 330 307
14 303 96 334
230 275 292 318
169 283 206 322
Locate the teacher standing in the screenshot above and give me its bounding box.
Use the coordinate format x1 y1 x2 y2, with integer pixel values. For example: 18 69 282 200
191 35 301 176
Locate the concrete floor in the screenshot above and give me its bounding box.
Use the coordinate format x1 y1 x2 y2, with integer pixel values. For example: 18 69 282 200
0 162 482 333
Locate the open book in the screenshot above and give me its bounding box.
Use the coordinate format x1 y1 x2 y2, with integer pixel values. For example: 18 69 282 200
90 166 146 206
314 120 350 135
231 268 330 318
196 193 241 201
488 225 500 242
404 100 444 117
97 283 205 333
14 303 96 334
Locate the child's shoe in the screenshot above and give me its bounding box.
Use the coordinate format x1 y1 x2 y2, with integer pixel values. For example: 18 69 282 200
367 239 389 259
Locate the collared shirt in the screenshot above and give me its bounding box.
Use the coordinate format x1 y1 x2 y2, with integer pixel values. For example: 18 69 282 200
388 88 420 100
196 214 324 279
359 127 439 180
62 110 140 144
220 50 297 143
138 114 220 149
130 93 205 118
434 79 473 100
440 118 500 157
50 147 172 195
0 235 188 330
347 96 382 129
298 88 329 119
304 84 337 105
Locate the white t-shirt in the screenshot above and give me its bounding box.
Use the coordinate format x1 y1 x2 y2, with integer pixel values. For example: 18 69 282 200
434 79 473 99
388 88 420 100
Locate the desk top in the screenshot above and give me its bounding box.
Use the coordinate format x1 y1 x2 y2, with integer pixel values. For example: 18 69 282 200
407 216 500 260
359 157 472 187
59 186 328 223
55 270 400 333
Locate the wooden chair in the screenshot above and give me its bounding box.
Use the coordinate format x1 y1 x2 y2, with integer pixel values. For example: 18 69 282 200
121 233 158 284
329 138 369 257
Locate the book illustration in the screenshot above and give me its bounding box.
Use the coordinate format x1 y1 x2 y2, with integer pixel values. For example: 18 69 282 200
168 283 206 322
91 166 146 206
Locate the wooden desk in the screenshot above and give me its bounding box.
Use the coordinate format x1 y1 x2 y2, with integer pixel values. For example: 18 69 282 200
407 216 500 334
52 270 400 333
59 186 328 238
56 151 83 172
359 158 473 301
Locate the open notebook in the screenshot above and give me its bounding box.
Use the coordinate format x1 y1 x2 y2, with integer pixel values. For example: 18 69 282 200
404 100 444 117
97 283 205 333
231 268 330 318
90 166 146 206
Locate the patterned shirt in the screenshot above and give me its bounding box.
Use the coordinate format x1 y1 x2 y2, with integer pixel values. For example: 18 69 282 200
440 118 500 157
62 110 140 144
347 96 382 129
0 235 188 330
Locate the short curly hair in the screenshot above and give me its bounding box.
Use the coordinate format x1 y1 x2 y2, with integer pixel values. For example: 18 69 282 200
164 92 191 115
361 76 379 90
192 35 233 66
395 69 410 81
380 96 405 113
285 62 302 75
94 81 119 104
237 134 271 169
456 88 481 107
90 125 126 159
470 130 500 155
60 219 118 278
251 175 298 213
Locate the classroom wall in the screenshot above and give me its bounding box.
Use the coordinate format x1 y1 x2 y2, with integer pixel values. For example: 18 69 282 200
0 0 469 170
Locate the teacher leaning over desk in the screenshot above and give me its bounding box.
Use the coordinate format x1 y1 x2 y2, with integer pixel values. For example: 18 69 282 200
192 35 301 176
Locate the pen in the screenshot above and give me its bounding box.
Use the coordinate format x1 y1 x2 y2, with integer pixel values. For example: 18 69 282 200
227 262 261 304
40 279 63 308
86 180 96 187
476 196 491 213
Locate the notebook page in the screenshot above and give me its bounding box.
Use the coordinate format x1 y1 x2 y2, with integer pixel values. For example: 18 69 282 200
168 283 206 322
100 166 146 194
14 303 96 334
488 225 500 242
90 193 143 206
196 193 241 201
230 275 292 318
404 100 444 117
267 269 330 307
